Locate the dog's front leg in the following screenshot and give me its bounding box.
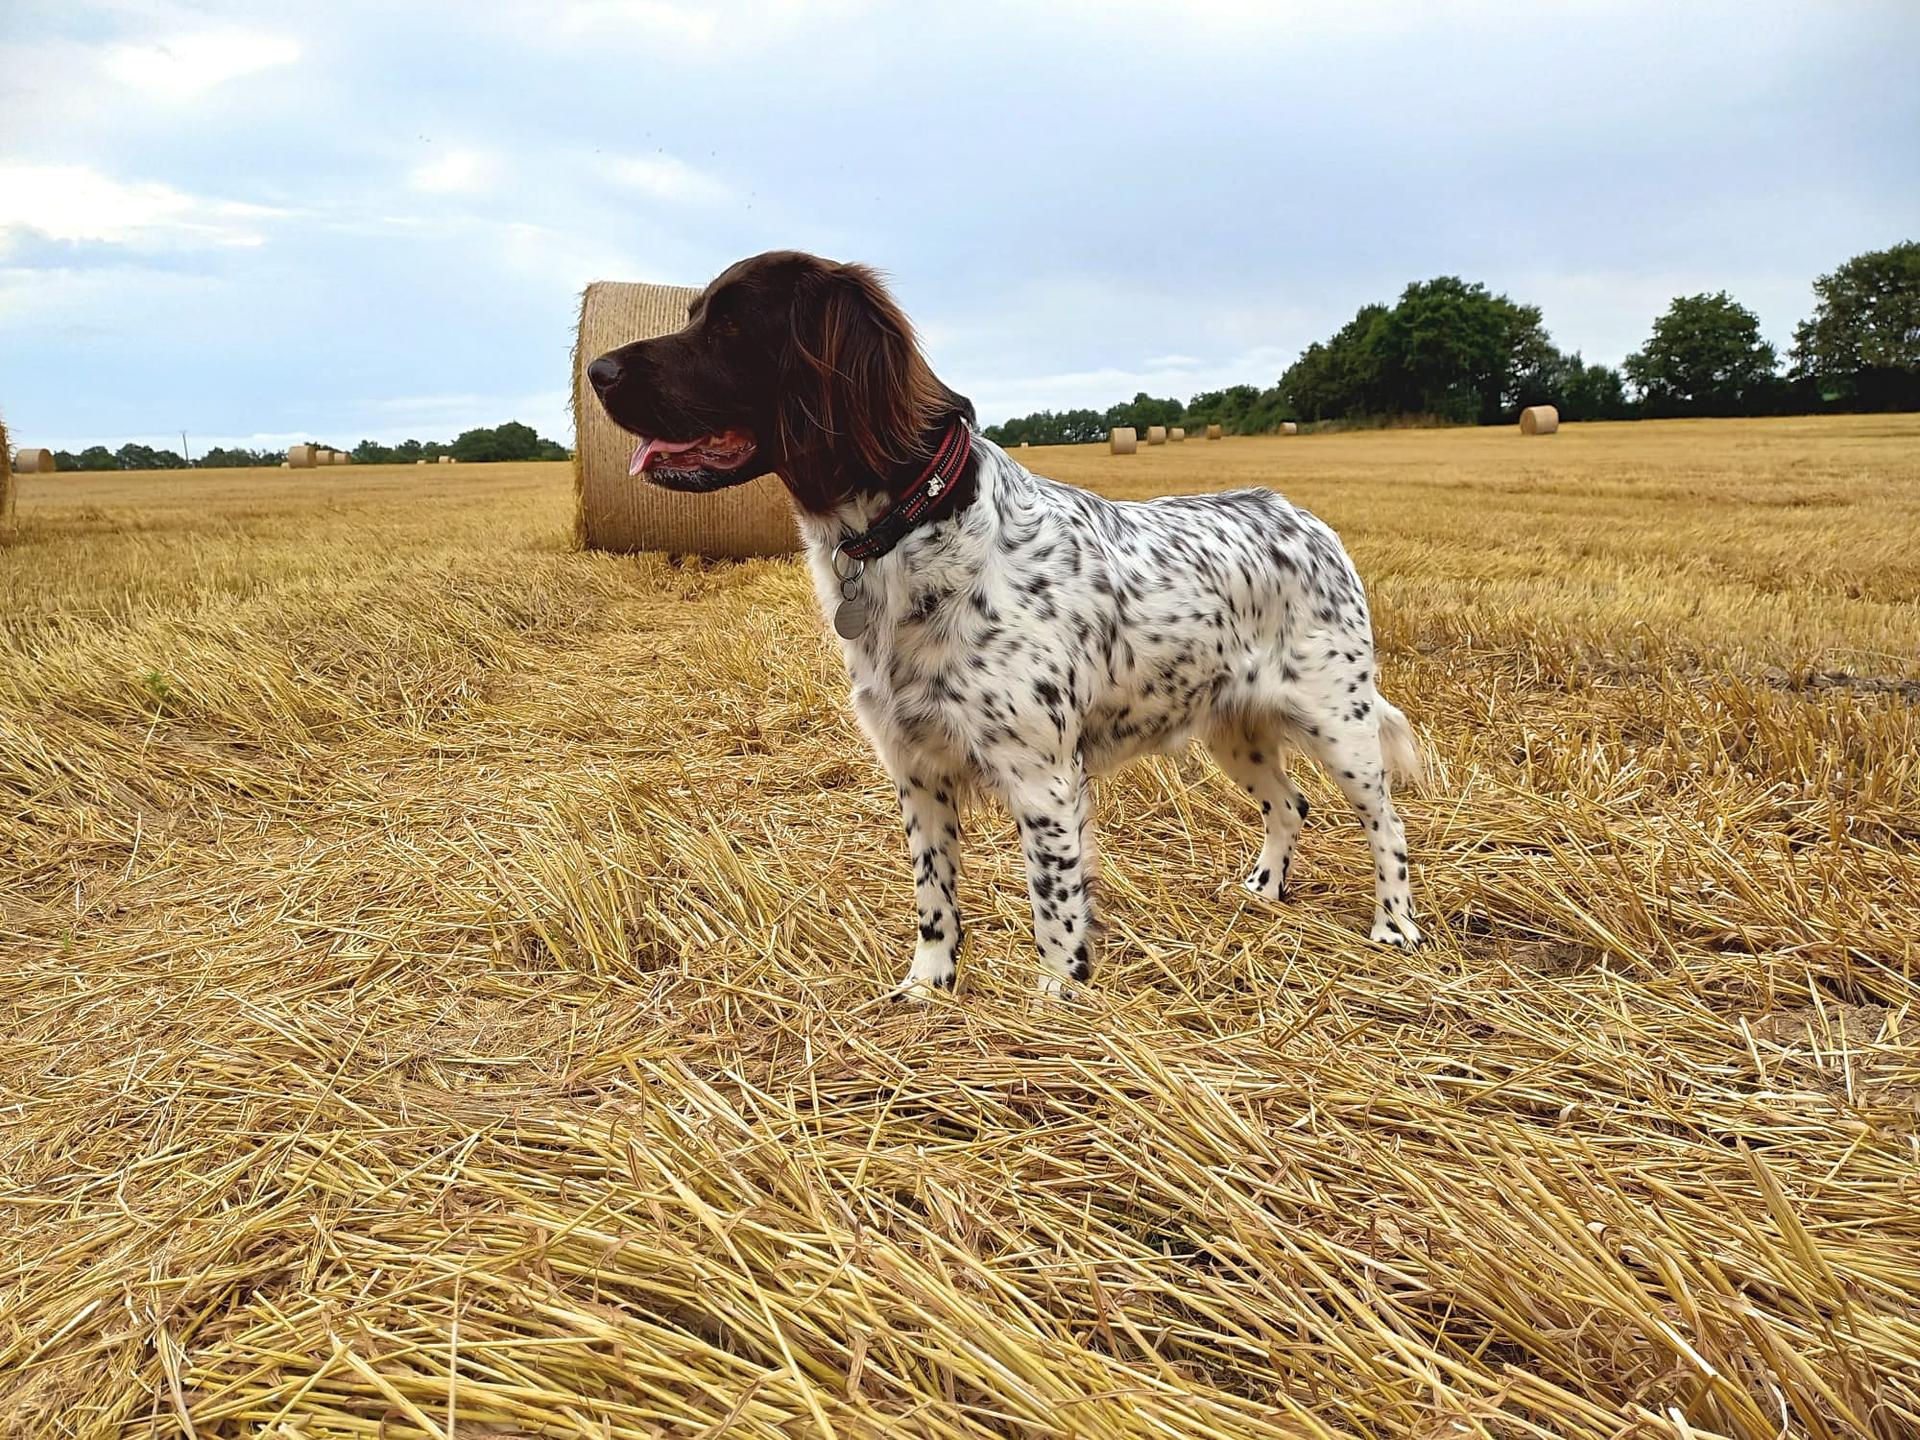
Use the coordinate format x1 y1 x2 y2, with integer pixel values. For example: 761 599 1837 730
892 773 963 1000
1012 761 1095 998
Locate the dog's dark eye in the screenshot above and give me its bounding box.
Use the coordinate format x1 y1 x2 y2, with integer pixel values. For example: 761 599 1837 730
709 315 741 337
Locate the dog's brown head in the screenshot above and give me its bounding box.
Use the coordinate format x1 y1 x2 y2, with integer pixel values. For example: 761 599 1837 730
588 250 972 514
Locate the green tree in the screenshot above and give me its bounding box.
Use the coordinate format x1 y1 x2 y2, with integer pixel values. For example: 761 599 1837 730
451 420 565 463
1101 393 1186 436
984 408 1110 445
1273 283 1547 425
1370 278 1551 423
1790 240 1920 410
1515 349 1632 422
1277 304 1387 421
1184 384 1265 433
203 446 287 467
114 443 187 470
1561 358 1630 421
1625 292 1778 416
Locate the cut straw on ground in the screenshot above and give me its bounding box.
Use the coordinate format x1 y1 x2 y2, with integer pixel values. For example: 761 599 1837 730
2 416 1917 1438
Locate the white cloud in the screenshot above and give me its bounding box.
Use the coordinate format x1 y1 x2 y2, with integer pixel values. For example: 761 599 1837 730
0 260 214 335
0 164 282 250
407 147 503 196
99 29 300 99
599 153 731 206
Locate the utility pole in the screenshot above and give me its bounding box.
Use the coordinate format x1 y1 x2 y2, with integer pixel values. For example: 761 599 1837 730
181 431 194 466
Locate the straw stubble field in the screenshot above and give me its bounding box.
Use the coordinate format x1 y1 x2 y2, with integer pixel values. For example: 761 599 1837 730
2 416 1917 1438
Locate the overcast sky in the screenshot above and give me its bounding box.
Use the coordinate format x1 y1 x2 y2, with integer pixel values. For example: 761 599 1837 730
2 1 1916 453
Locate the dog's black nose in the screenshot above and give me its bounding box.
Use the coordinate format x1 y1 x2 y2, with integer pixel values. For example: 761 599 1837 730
588 354 622 395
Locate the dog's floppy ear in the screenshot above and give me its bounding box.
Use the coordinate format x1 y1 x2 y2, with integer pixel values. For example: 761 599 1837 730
779 263 945 481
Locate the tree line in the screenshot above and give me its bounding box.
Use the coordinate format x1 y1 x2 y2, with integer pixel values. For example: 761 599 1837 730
986 240 1918 443
49 421 569 472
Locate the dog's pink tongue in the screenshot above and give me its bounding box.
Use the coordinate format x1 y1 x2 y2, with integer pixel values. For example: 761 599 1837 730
628 436 702 476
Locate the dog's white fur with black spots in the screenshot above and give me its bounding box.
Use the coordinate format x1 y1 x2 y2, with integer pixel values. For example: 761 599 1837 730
587 250 1422 1002
798 439 1424 1001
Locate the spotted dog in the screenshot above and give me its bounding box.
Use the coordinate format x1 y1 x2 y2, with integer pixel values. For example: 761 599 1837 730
589 250 1423 999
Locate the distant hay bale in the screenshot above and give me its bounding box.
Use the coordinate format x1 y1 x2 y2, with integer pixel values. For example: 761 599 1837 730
1281 422 1299 436
1109 427 1138 455
1147 425 1167 445
1519 405 1559 435
314 449 335 466
438 456 453 464
14 447 56 473
279 461 290 469
1020 441 1030 448
288 444 318 468
1169 427 1186 442
333 453 351 465
416 459 427 465
1205 424 1223 440
1 416 12 532
574 280 797 558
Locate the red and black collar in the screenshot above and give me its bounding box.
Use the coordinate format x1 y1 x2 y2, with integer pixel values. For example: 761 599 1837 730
834 420 973 563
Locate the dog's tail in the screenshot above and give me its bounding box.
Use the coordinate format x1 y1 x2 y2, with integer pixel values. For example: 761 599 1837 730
1377 696 1426 790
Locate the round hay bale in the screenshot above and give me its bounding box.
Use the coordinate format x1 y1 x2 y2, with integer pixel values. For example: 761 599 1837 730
288 444 318 468
416 459 427 465
1146 425 1167 445
1519 405 1559 435
1281 422 1298 436
1205 424 1223 440
574 280 797 558
1109 427 1137 455
1169 427 1186 442
1019 441 1030 448
333 452 351 465
279 461 290 469
14 447 57 473
438 456 453 464
0 416 13 532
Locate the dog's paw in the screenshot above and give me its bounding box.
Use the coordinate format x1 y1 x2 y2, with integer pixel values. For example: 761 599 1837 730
1242 864 1290 903
890 956 956 1004
1033 971 1077 1005
1370 916 1422 950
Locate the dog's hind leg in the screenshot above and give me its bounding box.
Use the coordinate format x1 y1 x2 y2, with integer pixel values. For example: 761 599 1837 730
1206 720 1308 901
1298 699 1420 948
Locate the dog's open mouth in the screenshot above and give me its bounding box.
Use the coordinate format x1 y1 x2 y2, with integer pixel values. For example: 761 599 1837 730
627 430 759 491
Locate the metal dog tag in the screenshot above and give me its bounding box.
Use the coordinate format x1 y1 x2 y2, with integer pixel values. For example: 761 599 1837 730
833 598 871 639
830 544 870 640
